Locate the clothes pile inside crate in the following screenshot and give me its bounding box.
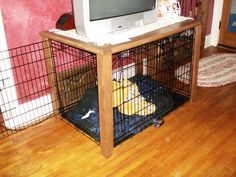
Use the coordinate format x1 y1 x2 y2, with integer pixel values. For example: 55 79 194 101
63 74 174 145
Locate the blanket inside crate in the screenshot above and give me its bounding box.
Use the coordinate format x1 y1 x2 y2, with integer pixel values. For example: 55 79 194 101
63 74 174 143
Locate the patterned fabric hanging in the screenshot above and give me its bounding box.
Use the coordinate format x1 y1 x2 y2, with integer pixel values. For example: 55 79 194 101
158 0 181 17
178 0 199 19
158 0 199 19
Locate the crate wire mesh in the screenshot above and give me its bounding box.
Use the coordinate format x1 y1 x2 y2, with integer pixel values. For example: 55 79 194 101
50 41 99 140
0 28 194 145
0 41 54 138
58 28 194 145
50 41 97 112
111 28 194 145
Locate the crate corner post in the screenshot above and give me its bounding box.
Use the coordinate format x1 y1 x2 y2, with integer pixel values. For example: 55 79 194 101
97 50 114 158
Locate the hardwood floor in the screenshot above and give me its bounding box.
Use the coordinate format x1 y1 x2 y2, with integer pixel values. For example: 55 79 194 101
0 47 235 177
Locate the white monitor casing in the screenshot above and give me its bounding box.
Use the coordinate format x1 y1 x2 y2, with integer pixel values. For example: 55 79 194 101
72 0 158 38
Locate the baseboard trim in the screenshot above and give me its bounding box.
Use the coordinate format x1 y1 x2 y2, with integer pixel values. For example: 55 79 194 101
218 44 236 52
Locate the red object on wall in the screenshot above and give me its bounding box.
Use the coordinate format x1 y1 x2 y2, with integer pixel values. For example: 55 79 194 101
56 12 75 30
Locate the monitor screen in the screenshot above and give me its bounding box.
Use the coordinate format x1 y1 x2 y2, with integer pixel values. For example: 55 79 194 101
89 0 156 21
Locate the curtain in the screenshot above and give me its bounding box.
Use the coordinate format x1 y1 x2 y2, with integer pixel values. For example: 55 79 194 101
179 0 198 19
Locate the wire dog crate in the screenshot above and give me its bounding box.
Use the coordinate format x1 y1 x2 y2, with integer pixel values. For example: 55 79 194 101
48 28 195 146
0 20 201 157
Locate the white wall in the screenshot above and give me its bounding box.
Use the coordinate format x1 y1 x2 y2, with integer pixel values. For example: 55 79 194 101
0 9 8 51
204 0 224 48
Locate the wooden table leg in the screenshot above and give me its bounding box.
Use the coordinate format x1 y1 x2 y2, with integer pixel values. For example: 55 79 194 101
42 38 60 116
97 51 113 158
191 24 202 101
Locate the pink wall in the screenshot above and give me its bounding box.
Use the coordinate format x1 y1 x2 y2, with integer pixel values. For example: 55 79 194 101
0 0 71 49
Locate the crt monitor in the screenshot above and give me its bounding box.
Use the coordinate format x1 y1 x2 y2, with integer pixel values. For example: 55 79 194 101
72 0 158 38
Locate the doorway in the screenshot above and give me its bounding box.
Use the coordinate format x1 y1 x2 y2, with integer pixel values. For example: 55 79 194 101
219 0 236 48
